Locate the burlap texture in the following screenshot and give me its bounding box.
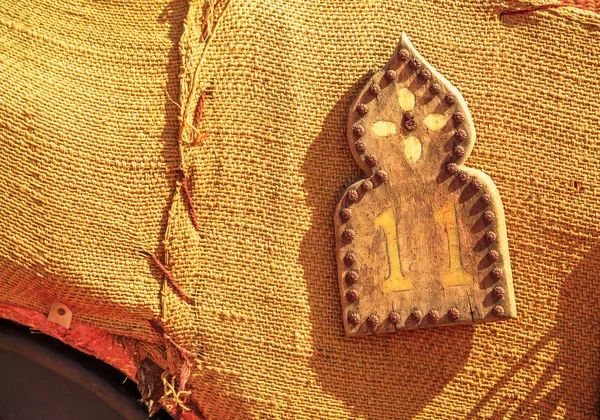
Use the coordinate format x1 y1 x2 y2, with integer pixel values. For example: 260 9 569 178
2 0 600 419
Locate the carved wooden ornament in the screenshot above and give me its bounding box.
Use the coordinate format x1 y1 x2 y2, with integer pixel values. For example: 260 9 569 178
335 33 516 336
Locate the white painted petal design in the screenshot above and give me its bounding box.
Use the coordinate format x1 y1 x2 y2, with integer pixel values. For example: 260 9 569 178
372 121 397 137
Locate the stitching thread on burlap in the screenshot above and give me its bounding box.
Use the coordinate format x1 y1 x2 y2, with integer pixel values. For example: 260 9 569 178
141 250 195 304
141 0 233 417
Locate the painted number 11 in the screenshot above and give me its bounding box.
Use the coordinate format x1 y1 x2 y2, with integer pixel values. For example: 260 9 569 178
374 202 472 292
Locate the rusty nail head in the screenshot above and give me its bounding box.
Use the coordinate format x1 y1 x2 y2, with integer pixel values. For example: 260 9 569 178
411 309 423 322
492 286 505 300
445 93 457 106
453 112 465 125
356 103 368 116
352 125 366 138
491 267 504 280
428 310 441 323
354 140 367 153
345 270 359 285
365 154 378 167
346 190 359 203
484 231 497 244
483 210 495 224
446 162 459 175
342 229 356 243
388 311 401 326
455 128 467 142
448 308 460 321
361 180 373 192
369 84 381 96
492 305 505 317
376 170 388 183
366 314 380 328
340 208 352 222
429 83 441 95
398 48 410 61
348 312 361 326
384 69 397 81
344 252 357 266
346 289 359 303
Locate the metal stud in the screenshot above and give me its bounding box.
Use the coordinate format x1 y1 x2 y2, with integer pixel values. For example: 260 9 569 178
491 267 504 280
340 208 352 222
398 49 410 61
429 83 441 95
445 93 457 106
492 286 505 300
346 289 359 303
389 311 401 326
346 190 359 204
492 305 505 317
404 119 417 131
428 310 441 323
448 308 460 321
418 69 432 81
446 162 459 175
365 154 378 167
411 309 423 322
348 312 361 326
345 270 359 285
455 128 467 142
366 314 380 328
343 252 357 266
384 69 397 81
408 58 421 69
356 103 368 116
481 194 492 206
483 210 495 224
361 180 374 192
354 140 367 153
352 125 366 138
471 179 483 191
369 84 381 97
453 112 465 125
457 170 470 184
486 249 500 262
342 229 356 243
453 145 465 159
484 231 497 244
376 170 388 183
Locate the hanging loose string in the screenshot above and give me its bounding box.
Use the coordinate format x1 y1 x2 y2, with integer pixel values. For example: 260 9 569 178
141 251 194 304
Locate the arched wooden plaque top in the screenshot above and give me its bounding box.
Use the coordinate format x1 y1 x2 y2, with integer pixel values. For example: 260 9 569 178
335 33 516 336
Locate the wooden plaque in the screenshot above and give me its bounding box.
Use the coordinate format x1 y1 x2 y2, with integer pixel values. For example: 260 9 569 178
335 33 516 336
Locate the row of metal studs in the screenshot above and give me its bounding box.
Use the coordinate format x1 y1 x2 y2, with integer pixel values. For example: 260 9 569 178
445 108 506 318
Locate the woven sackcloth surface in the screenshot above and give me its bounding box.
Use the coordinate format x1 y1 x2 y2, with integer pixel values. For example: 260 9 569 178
1 0 600 419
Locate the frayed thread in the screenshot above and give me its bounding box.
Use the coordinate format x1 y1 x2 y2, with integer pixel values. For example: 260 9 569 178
180 175 200 231
500 3 574 16
141 251 194 304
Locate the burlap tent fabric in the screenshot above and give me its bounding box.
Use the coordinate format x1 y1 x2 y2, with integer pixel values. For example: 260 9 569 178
1 0 600 418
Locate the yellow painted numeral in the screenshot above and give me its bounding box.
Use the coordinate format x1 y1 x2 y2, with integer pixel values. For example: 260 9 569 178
433 202 473 286
375 208 412 292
